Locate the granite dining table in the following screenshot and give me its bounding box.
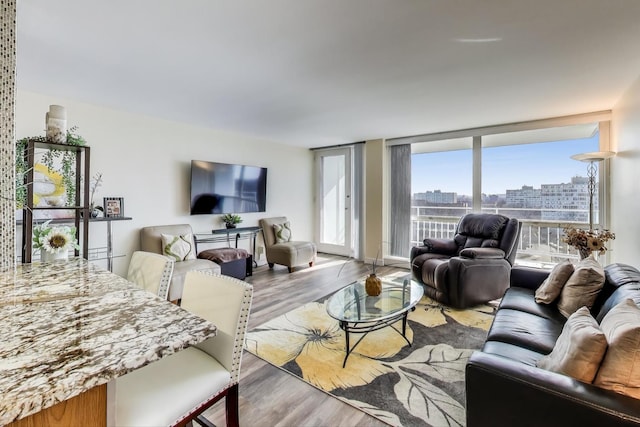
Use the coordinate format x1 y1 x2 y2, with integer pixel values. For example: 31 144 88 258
0 257 217 426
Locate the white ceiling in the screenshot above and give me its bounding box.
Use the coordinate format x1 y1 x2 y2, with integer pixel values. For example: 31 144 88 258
16 0 640 148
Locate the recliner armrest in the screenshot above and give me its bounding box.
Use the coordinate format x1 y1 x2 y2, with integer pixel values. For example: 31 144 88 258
422 238 458 255
459 247 505 259
466 352 640 427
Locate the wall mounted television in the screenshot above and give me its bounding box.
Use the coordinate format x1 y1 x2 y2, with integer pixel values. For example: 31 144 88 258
190 160 267 215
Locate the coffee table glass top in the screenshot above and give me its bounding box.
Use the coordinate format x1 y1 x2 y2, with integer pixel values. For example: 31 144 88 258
326 277 424 323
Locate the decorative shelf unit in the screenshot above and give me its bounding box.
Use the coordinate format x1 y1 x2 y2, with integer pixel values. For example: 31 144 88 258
21 139 91 263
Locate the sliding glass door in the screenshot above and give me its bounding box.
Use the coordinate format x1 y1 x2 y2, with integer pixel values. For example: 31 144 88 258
315 148 352 256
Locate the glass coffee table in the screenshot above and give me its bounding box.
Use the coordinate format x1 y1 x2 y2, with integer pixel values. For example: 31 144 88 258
326 276 424 367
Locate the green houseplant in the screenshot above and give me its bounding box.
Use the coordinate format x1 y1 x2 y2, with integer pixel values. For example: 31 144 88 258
221 213 242 229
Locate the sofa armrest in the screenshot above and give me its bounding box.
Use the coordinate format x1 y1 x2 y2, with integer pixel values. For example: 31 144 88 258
466 352 640 427
510 265 551 291
459 247 505 259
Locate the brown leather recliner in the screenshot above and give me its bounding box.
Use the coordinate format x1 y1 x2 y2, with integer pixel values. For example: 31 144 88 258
410 213 521 308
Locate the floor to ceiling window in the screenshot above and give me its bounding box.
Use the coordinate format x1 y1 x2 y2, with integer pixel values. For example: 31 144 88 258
388 116 610 267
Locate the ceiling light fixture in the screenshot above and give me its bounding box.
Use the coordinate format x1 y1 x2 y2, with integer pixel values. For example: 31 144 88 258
453 37 502 43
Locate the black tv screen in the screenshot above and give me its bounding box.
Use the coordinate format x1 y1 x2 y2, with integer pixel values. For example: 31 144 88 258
190 160 267 215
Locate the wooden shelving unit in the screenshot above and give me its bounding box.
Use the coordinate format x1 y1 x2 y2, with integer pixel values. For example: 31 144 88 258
21 139 91 263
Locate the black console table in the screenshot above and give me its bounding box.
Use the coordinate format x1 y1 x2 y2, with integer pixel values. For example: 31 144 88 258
194 226 262 270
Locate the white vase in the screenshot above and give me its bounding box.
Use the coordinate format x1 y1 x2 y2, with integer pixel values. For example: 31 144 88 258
45 105 67 143
41 250 69 262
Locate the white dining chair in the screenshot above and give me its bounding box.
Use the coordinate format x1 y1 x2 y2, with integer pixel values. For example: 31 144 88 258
126 250 175 300
115 271 253 427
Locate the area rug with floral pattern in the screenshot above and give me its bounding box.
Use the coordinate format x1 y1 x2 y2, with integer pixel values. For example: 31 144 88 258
244 272 498 427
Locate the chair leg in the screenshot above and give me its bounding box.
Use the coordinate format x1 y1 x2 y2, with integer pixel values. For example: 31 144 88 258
288 266 294 273
309 261 314 267
268 263 274 269
225 384 239 427
194 415 216 427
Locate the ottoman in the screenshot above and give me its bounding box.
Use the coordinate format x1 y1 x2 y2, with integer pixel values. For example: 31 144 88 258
197 248 249 280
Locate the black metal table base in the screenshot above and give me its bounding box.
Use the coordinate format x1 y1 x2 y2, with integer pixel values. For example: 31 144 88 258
338 307 416 368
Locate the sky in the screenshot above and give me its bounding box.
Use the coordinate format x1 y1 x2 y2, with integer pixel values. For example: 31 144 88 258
411 133 600 196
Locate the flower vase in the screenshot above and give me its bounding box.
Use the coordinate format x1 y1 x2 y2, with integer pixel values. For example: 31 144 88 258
365 273 382 296
41 250 69 263
578 248 591 260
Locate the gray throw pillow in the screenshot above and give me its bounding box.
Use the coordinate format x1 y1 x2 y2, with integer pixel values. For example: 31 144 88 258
535 260 575 304
536 306 607 383
556 255 605 318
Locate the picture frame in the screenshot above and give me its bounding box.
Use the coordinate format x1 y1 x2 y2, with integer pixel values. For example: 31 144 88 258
104 197 124 218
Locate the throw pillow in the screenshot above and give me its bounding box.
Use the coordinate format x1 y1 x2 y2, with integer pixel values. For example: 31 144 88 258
535 260 575 304
161 233 196 262
536 306 607 383
273 222 292 243
556 255 605 318
594 299 640 398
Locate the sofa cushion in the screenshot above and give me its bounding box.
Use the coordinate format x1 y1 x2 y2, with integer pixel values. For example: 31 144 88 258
273 222 292 243
595 283 640 323
593 263 640 314
482 340 544 367
486 308 564 354
536 307 607 383
557 255 605 318
594 299 640 399
500 287 568 323
535 260 574 304
161 233 196 261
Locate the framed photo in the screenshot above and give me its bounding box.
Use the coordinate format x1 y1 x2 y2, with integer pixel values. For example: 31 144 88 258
104 197 124 218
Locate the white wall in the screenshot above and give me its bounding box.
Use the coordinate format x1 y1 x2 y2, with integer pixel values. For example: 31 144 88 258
611 74 640 265
16 90 314 276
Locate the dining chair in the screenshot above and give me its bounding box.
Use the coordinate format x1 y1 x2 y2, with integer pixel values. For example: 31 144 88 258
115 271 253 427
126 250 175 300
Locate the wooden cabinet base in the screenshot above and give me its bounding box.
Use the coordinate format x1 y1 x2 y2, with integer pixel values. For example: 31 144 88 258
8 384 106 427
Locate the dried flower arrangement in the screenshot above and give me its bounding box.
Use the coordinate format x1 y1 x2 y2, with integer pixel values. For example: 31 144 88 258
562 226 616 259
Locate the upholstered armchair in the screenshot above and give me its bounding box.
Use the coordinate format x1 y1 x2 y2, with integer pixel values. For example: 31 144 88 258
410 213 521 308
259 217 316 273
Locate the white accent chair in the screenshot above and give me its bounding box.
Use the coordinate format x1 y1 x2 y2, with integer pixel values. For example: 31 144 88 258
126 251 175 300
140 224 221 302
115 271 253 427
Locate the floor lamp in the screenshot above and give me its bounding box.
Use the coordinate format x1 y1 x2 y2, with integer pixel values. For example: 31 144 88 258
570 151 615 230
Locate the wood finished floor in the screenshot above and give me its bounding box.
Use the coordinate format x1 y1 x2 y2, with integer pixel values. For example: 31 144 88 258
202 253 408 427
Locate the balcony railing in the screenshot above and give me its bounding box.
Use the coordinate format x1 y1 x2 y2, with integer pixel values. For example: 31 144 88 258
410 206 595 268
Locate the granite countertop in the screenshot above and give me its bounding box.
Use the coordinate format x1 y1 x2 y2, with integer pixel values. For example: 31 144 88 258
0 258 217 425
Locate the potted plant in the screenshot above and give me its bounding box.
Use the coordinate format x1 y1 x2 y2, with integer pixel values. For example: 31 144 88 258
33 220 80 262
221 213 242 229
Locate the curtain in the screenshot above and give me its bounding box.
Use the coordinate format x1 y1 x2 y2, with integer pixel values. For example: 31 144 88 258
389 144 411 257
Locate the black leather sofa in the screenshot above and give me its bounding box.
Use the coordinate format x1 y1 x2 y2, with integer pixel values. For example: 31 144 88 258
466 263 640 426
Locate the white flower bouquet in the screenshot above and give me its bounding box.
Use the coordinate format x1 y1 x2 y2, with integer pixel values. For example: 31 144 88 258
33 220 80 255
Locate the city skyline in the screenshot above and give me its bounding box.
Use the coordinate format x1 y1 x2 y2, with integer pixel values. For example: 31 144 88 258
411 134 599 195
